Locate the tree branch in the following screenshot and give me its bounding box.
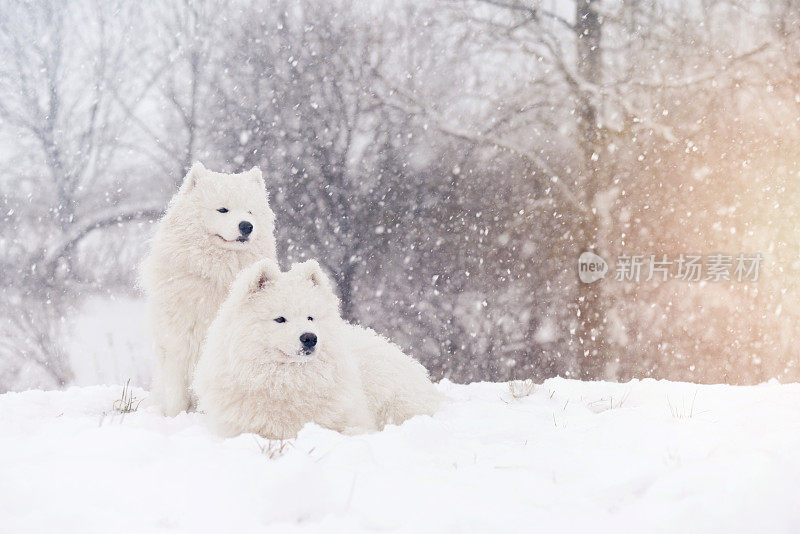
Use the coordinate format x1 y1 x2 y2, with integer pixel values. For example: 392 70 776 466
42 202 164 276
372 69 586 213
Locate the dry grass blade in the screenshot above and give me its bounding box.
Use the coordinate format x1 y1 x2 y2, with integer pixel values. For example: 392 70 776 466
667 390 699 419
99 379 143 426
254 437 292 459
112 379 144 414
508 378 535 399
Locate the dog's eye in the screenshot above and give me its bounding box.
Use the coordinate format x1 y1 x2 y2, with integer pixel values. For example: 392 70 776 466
274 317 286 323
217 208 229 213
307 316 314 321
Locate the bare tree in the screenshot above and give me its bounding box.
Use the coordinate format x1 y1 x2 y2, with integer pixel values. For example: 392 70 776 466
209 0 418 320
0 0 162 390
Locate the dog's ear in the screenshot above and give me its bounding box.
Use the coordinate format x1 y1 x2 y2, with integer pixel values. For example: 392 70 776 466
179 161 206 194
248 166 265 189
248 258 281 294
295 260 334 292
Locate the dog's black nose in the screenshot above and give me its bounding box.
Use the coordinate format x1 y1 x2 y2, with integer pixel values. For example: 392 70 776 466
300 332 317 350
239 221 253 235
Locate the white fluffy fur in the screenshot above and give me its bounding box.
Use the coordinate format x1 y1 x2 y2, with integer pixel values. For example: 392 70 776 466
141 162 277 416
345 322 444 427
193 258 443 439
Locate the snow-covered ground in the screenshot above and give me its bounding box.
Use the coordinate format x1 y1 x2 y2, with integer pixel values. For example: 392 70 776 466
2 378 800 533
67 297 152 388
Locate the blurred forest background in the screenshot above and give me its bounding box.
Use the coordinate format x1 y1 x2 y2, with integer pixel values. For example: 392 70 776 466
2 0 800 392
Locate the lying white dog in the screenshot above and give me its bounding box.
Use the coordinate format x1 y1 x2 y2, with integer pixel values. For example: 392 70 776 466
193 258 442 439
141 163 277 416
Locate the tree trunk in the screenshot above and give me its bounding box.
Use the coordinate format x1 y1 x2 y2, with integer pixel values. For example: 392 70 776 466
337 260 358 322
574 0 612 380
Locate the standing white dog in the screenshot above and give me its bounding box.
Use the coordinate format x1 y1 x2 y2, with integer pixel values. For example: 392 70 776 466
193 258 442 439
141 162 277 416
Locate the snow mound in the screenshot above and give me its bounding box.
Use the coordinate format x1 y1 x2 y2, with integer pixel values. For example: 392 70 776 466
1 379 800 533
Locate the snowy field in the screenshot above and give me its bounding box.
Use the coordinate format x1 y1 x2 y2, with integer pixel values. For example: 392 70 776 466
2 378 800 533
66 297 151 388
